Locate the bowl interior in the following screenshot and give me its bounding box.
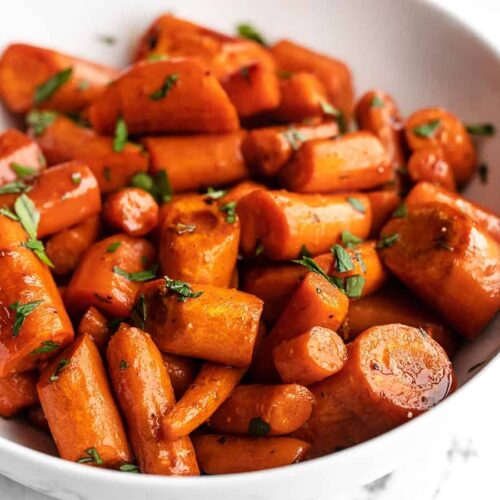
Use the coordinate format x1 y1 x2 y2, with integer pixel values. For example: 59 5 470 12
0 0 499 493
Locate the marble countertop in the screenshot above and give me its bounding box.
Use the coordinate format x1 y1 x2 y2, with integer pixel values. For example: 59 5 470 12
2 1 499 499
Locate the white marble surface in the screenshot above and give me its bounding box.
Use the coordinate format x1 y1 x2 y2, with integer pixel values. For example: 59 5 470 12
1 0 499 498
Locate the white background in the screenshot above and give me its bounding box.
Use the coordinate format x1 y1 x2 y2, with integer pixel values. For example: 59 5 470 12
1 0 499 498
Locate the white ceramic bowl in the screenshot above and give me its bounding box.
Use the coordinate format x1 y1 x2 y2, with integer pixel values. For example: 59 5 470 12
0 0 499 499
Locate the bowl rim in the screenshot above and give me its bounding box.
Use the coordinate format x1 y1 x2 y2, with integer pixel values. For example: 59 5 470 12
0 0 499 489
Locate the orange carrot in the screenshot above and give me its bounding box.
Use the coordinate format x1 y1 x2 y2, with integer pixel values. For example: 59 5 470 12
273 327 347 385
366 189 402 237
77 306 110 353
209 384 314 435
107 323 199 475
0 371 38 417
407 147 456 191
161 353 200 399
161 363 245 441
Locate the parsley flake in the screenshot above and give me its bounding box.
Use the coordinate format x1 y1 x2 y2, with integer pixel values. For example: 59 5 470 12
10 163 37 179
465 123 495 136
30 340 60 355
149 74 179 101
113 266 157 282
347 197 366 213
377 233 400 249
77 447 103 465
392 203 407 218
49 358 70 382
33 68 73 105
345 275 365 298
236 23 267 46
412 119 441 138
248 417 271 436
106 241 122 253
332 244 354 273
220 201 237 223
282 126 306 151
370 95 385 108
26 110 58 136
341 230 363 248
113 117 128 152
164 276 203 302
9 300 43 337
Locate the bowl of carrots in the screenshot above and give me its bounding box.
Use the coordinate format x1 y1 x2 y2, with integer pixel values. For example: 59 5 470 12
0 0 498 499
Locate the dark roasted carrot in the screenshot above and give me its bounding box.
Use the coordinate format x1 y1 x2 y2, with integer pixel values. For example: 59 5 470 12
161 363 245 441
37 335 132 467
107 323 199 475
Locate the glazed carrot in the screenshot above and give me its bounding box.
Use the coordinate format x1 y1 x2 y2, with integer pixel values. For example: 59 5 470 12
87 59 239 135
161 353 200 399
241 121 339 177
274 72 329 122
37 335 131 467
209 384 314 435
28 404 50 432
296 324 456 456
222 62 280 117
366 189 402 237
404 107 476 185
280 132 393 193
107 324 199 475
159 194 240 287
241 263 306 324
134 14 275 80
143 131 248 193
143 279 263 366
271 39 354 122
0 43 118 113
407 147 456 191
0 129 45 186
0 161 101 238
223 180 267 204
406 181 500 243
45 215 100 275
65 234 156 317
161 363 245 441
33 116 148 193
193 435 310 474
273 327 348 385
77 306 110 353
0 371 38 417
344 284 458 357
379 203 500 339
0 216 74 377
103 188 159 237
355 90 406 172
237 189 371 260
270 272 349 345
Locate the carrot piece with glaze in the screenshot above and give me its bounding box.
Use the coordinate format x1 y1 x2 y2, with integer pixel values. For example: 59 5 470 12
406 181 500 243
0 371 38 417
65 234 156 317
0 129 45 186
237 189 371 260
159 194 240 287
241 121 338 177
355 90 406 172
366 189 402 237
161 363 245 441
107 324 199 475
379 203 500 339
271 40 354 122
273 327 348 385
161 353 200 399
0 43 118 113
87 59 239 135
296 324 456 456
32 116 148 193
344 283 458 357
28 404 50 432
222 180 267 204
77 306 110 353
193 435 310 474
404 107 476 185
280 132 393 193
209 384 314 435
103 188 159 237
143 131 248 193
0 216 74 377
37 335 132 467
46 215 100 275
407 147 456 191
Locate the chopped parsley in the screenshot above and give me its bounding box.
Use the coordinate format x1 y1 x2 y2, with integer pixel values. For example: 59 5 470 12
130 293 147 330
0 206 19 221
465 123 495 136
119 360 129 370
33 68 73 105
299 244 312 258
10 163 37 179
113 266 157 282
149 73 179 101
331 244 354 273
30 340 60 355
320 101 346 133
9 300 44 337
174 222 196 235
205 187 227 200
113 117 128 152
77 447 103 465
26 110 58 136
164 276 203 302
282 126 306 151
341 230 363 248
236 23 267 46
119 463 139 473
392 203 407 218
0 180 31 195
345 275 366 299
377 233 400 249
49 358 70 382
347 197 366 213
370 95 385 108
70 172 82 185
412 119 441 138
130 170 172 203
106 241 122 253
220 201 237 223
248 417 271 436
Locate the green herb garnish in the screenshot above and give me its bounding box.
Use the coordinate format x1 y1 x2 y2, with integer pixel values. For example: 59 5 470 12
320 101 346 133
347 197 365 213
332 244 354 273
119 463 139 473
392 203 407 218
120 360 128 370
147 53 168 62
341 230 363 248
248 417 271 436
282 126 306 151
49 358 70 382
377 233 400 249
26 110 58 136
465 123 495 136
30 340 60 355
22 239 54 267
131 172 154 192
370 95 385 108
130 293 147 330
9 300 43 337
412 119 441 138
0 206 19 220
149 73 179 101
77 447 103 465
164 276 203 302
292 256 335 287
0 180 31 195
14 194 39 239
205 187 227 200
33 68 73 105
220 201 237 223
70 172 82 185
113 266 157 282
345 275 366 298
174 222 196 235
106 241 122 253
10 163 37 179
113 117 128 152
236 23 267 46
